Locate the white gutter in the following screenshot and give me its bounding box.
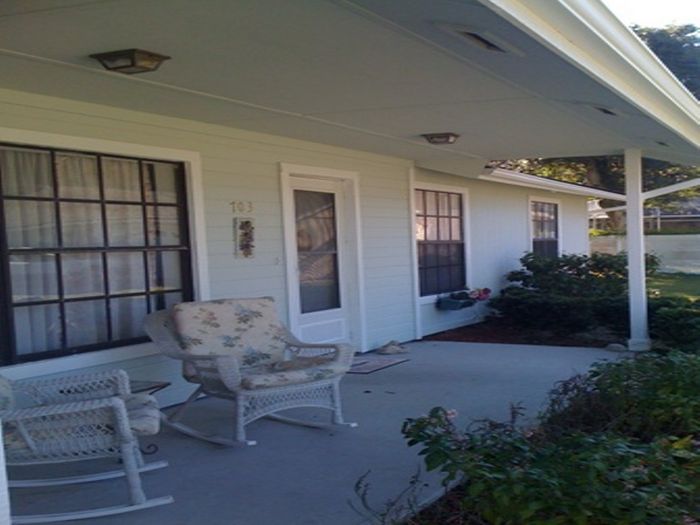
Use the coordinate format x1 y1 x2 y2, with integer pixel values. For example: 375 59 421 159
481 168 626 200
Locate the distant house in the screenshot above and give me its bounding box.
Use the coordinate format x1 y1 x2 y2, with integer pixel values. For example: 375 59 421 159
0 0 697 404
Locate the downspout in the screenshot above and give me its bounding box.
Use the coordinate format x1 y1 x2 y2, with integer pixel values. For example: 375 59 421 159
625 149 651 351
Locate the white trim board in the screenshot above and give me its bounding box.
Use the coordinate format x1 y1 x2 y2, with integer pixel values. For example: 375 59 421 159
482 169 626 201
0 126 210 378
279 163 368 352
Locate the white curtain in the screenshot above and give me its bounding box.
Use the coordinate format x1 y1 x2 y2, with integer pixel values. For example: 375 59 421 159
1 149 62 355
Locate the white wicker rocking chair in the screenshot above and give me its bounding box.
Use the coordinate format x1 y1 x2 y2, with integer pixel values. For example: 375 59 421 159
144 297 357 446
0 369 173 524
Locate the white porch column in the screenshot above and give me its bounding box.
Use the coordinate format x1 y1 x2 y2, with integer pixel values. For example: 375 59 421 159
625 148 651 351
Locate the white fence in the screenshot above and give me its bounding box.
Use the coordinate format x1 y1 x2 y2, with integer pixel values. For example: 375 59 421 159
591 234 700 273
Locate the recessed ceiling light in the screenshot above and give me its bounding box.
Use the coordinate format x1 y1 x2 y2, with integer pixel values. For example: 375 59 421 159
594 106 617 116
456 31 506 53
421 132 460 145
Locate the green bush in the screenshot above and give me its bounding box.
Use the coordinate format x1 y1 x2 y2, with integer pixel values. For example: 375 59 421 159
402 353 700 524
650 304 700 352
489 252 663 335
403 408 699 525
541 352 700 441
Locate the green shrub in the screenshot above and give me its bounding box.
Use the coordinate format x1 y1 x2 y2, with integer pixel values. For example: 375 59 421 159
403 408 699 525
541 352 700 441
650 305 700 352
489 252 662 335
489 287 596 333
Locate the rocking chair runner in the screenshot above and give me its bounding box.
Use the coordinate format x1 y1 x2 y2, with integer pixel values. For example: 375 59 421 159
0 369 172 524
144 297 357 446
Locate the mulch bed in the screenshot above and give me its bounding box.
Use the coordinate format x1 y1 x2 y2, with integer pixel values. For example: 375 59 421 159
424 317 622 348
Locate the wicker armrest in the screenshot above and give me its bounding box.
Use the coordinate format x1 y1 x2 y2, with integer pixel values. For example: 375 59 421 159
14 369 132 405
1 397 133 457
176 353 243 391
285 342 355 370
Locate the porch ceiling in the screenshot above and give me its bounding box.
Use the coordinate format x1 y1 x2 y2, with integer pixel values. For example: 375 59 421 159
0 0 697 167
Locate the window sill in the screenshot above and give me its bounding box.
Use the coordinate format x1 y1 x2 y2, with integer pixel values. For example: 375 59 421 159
1 341 159 380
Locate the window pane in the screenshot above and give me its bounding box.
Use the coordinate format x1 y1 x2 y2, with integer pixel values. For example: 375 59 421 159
148 251 182 292
60 202 103 247
294 191 336 252
62 253 104 299
439 218 450 240
103 158 141 201
451 218 462 240
438 268 451 291
147 206 180 246
450 266 465 289
424 243 437 267
108 252 145 294
415 190 425 215
424 268 438 295
4 200 57 248
298 253 340 313
111 296 147 339
415 218 425 241
149 291 183 312
144 162 178 203
533 239 558 258
449 194 461 217
13 304 62 355
0 148 53 198
449 244 463 265
425 191 437 215
106 204 144 246
438 192 449 215
65 300 107 347
56 153 99 199
426 217 438 241
10 254 58 303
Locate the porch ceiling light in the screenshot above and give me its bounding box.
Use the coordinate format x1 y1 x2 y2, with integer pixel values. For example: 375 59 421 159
421 132 460 145
90 48 171 74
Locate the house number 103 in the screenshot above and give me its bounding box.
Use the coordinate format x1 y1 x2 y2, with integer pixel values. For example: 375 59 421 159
230 200 254 214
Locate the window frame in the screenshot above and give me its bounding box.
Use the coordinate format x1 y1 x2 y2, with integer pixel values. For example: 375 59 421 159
414 184 470 302
0 142 195 365
528 196 562 258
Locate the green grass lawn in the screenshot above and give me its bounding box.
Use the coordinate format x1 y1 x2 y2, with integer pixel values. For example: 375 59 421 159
648 273 700 301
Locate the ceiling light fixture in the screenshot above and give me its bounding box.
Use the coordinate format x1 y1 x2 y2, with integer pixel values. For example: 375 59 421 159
90 48 171 74
421 132 460 145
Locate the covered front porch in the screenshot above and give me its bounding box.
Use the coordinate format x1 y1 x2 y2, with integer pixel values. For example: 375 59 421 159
9 341 619 525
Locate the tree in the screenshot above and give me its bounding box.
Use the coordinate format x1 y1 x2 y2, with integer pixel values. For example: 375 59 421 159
632 24 700 99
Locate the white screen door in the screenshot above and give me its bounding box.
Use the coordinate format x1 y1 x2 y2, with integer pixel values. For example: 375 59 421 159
288 178 349 343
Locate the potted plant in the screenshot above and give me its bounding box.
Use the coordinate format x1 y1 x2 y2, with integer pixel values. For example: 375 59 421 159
436 288 491 310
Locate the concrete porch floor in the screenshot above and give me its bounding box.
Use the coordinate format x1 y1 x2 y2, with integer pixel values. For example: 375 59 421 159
9 341 620 525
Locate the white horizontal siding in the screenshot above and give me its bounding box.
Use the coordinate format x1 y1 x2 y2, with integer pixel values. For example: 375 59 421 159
414 168 589 336
0 88 414 389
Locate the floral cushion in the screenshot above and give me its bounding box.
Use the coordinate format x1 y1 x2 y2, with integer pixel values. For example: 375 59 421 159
124 394 161 436
241 360 347 390
0 375 14 411
173 298 288 367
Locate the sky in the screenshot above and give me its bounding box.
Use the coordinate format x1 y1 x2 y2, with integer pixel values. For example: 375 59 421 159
602 0 700 28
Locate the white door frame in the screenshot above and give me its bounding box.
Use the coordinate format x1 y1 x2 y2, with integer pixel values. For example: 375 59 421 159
280 163 367 351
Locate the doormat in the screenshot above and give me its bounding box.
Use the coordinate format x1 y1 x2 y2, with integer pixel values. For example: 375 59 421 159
349 355 409 374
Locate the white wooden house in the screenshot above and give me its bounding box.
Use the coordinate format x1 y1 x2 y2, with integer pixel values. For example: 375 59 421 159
0 0 697 406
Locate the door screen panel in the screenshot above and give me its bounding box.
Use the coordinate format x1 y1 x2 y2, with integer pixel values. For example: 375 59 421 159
294 190 340 313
